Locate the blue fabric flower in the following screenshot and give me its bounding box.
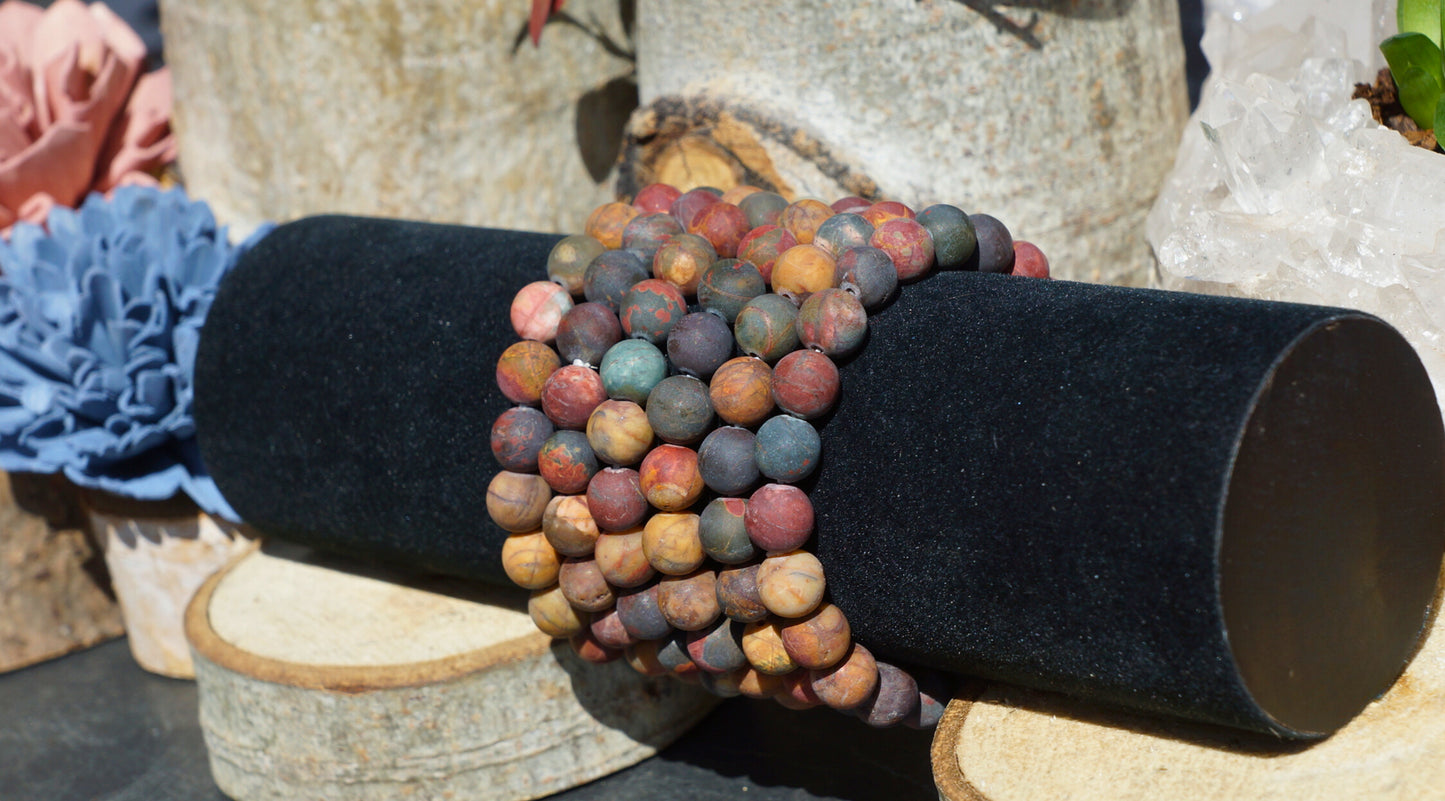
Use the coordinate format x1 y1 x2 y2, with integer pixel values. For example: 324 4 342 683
0 187 273 520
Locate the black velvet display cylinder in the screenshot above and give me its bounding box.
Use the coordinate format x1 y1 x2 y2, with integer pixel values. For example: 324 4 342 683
194 215 1445 739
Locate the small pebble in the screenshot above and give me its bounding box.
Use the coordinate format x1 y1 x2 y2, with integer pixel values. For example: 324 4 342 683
736 225 797 283
537 430 598 494
754 415 822 483
621 212 683 264
708 356 774 428
780 603 851 669
646 375 715 445
652 233 717 295
667 312 734 378
586 399 654 466
834 246 898 310
632 183 683 214
739 191 788 228
639 445 705 512
556 302 623 367
687 619 749 673
741 619 798 675
698 427 761 497
779 198 833 244
583 249 649 310
590 608 637 649
796 287 867 358
734 294 800 363
619 278 688 345
598 339 667 404
744 483 814 552
856 661 920 727
689 201 750 258
585 201 641 249
1011 240 1050 278
616 583 673 640
770 350 840 420
812 213 875 258
870 218 936 281
698 258 766 323
810 643 878 710
771 244 837 302
916 204 977 270
670 188 721 229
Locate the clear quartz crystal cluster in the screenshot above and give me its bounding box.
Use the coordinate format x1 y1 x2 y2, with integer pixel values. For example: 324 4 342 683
1148 4 1445 397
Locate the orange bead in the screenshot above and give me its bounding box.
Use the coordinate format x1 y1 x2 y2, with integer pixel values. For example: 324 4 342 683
586 399 654 466
810 643 879 710
780 603 851 669
585 201 641 249
737 666 785 698
529 584 585 638
501 531 561 589
642 512 705 575
593 526 654 588
496 340 560 406
860 200 915 227
709 357 774 427
742 618 798 675
779 198 833 245
638 444 705 512
771 244 836 301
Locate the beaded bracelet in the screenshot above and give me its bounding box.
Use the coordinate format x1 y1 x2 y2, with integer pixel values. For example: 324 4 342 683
488 183 1050 728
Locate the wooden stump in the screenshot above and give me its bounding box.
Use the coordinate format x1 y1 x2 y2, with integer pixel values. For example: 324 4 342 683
0 472 123 673
932 585 1445 800
188 546 717 801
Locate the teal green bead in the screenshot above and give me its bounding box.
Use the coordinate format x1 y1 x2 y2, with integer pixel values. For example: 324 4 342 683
600 339 667 404
698 259 766 324
917 204 978 270
646 375 715 445
754 415 822 483
734 294 800 364
699 497 754 564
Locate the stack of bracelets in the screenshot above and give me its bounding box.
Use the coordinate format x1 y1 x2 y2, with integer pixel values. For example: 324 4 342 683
488 183 1050 729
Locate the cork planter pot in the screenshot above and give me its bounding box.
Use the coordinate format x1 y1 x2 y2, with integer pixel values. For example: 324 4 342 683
84 491 258 678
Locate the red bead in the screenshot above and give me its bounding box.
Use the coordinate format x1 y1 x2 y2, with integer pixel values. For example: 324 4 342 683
796 287 867 358
670 188 721 229
745 484 814 552
860 200 915 227
536 431 598 494
737 225 797 284
1012 240 1051 278
688 201 750 258
830 196 871 214
870 218 936 281
771 350 840 420
639 445 705 512
590 607 638 649
570 629 621 663
633 183 682 214
619 278 688 344
586 467 647 531
540 364 607 430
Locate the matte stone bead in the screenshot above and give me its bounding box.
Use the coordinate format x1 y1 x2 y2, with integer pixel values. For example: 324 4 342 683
496 340 561 406
558 556 614 612
490 406 554 472
734 294 800 363
756 550 826 618
537 430 599 494
739 191 788 228
639 445 705 512
796 288 868 358
529 584 585 638
917 203 977 270
585 201 641 249
632 183 682 215
708 357 774 428
599 339 667 404
856 661 920 727
965 213 1015 274
652 233 716 296
811 643 879 710
1012 240 1051 278
830 196 871 214
620 278 688 345
586 399 654 466
721 185 762 205
779 669 824 708
860 200 915 227
593 527 654 588
511 280 574 342
771 350 840 420
834 246 898 311
547 233 606 296
698 427 761 497
624 639 669 676
754 415 822 483
812 213 875 258
697 259 766 324
501 531 561 590
744 483 814 552
771 244 837 302
779 198 832 244
487 470 551 533
700 669 747 698
699 497 754 564
668 312 734 379
556 301 623 367
616 583 672 640
657 632 701 678
621 212 683 264
742 619 798 675
870 218 936 281
540 364 607 430
646 375 715 445
904 671 953 729
583 248 649 310
586 467 647 531
542 494 599 557
737 666 785 699
780 603 851 670
687 619 749 673
570 629 621 663
670 188 721 229
642 511 706 575
736 225 798 283
657 569 721 631
716 562 769 623
590 607 637 649
689 201 749 258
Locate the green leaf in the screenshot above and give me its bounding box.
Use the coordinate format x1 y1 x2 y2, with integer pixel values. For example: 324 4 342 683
1436 92 1445 135
1381 32 1445 128
1397 0 1442 47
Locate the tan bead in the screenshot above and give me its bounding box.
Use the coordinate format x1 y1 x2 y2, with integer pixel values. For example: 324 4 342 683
737 666 785 698
624 639 669 676
741 618 798 675
810 643 879 710
779 602 851 669
585 201 641 249
528 584 584 638
486 471 551 533
656 569 721 631
779 198 833 245
558 557 614 613
642 512 705 575
756 550 826 618
500 531 561 589
638 444 705 512
709 357 774 427
542 494 599 557
593 527 654 588
771 244 836 301
586 399 654 466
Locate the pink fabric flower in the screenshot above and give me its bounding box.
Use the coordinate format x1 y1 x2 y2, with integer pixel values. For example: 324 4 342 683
0 0 174 233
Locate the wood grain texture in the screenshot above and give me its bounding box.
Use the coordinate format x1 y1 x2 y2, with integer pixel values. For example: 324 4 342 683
188 547 718 801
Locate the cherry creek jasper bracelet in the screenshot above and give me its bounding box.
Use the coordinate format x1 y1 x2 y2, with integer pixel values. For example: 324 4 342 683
487 184 1050 728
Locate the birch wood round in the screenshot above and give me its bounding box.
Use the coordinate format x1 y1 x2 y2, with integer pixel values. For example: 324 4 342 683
932 596 1445 800
186 546 717 801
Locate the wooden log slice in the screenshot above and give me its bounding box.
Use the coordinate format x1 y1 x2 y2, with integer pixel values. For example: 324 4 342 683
933 582 1445 801
187 546 716 801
